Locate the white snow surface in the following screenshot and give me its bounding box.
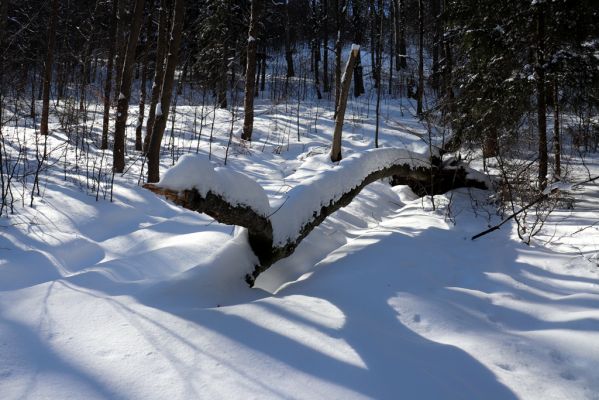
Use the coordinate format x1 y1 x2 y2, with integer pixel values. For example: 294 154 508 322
1 49 599 399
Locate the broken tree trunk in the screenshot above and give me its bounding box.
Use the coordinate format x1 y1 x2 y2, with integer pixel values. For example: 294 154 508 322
331 45 360 162
145 149 487 286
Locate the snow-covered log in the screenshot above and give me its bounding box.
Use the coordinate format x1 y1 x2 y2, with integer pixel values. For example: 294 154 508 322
145 149 488 285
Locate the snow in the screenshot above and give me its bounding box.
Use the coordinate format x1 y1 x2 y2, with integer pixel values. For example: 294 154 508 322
351 43 360 52
118 92 126 100
248 35 255 42
159 154 271 217
1 46 599 400
156 102 162 117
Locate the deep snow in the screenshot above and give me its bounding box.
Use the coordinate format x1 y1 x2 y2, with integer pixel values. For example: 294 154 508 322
1 54 599 399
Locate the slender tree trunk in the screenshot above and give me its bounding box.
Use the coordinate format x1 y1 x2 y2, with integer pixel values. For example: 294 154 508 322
284 1 295 78
322 0 330 93
144 0 168 152
147 0 185 183
416 0 424 115
536 5 548 189
40 0 59 136
136 9 152 151
334 0 346 111
392 0 400 72
331 45 360 162
431 0 441 92
113 0 127 101
101 0 119 149
375 0 383 147
113 0 146 173
398 0 407 69
553 77 561 179
351 0 365 97
242 0 262 141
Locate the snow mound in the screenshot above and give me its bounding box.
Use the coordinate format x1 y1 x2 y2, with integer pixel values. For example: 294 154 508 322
159 154 271 217
270 148 430 245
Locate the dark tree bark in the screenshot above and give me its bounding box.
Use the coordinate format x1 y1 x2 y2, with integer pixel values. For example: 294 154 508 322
331 46 360 162
101 0 119 149
147 0 185 183
431 0 441 91
113 0 146 173
284 1 295 78
351 0 365 97
242 0 262 141
398 0 407 69
536 4 548 189
40 0 59 136
136 9 152 152
311 0 322 100
113 0 127 101
334 0 346 111
144 0 168 153
416 0 425 115
553 78 561 179
322 0 330 93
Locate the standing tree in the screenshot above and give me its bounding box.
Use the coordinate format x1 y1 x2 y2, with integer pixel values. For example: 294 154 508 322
101 0 119 149
147 0 186 183
40 0 59 136
113 0 146 173
241 0 262 141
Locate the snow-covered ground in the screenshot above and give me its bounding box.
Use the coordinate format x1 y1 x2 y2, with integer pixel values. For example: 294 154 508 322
1 66 599 399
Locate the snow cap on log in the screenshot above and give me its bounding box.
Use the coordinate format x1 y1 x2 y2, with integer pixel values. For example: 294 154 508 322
158 154 271 217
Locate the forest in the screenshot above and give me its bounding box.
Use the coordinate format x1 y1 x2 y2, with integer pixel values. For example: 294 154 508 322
1 0 599 399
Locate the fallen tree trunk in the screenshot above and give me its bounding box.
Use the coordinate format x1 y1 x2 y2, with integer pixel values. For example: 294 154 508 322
145 150 487 285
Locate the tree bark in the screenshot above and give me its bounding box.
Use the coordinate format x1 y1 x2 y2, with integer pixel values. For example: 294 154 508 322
536 4 548 189
40 0 59 136
144 0 168 153
322 0 330 93
146 0 185 183
113 0 145 173
136 9 152 152
101 0 119 149
331 46 360 162
553 77 561 179
351 0 365 97
416 0 425 116
284 1 295 78
242 0 262 141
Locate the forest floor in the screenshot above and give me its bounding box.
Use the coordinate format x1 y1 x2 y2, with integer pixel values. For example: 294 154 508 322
1 82 599 399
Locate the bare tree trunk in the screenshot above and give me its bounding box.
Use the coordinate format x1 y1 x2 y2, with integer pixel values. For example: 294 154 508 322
416 0 424 116
284 1 295 78
113 0 127 101
431 0 441 91
40 0 59 136
143 0 168 153
375 0 383 147
331 46 360 162
351 0 365 97
242 0 262 141
553 77 561 179
334 0 346 111
322 0 330 93
398 0 407 69
101 0 118 149
113 0 146 173
392 0 400 72
136 9 152 151
147 0 185 183
536 4 548 189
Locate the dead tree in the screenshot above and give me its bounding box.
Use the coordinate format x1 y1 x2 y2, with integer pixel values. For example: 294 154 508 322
145 149 487 286
331 45 360 162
